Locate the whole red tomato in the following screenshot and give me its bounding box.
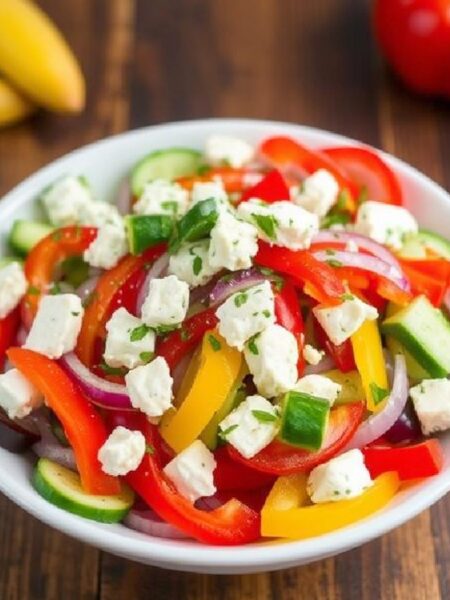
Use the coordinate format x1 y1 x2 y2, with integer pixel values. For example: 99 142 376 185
374 0 450 98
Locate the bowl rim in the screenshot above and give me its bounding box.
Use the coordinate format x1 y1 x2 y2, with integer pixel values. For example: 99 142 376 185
1 117 449 571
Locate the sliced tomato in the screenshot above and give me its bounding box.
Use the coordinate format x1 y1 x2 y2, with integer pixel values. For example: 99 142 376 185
228 402 365 475
239 169 290 204
322 146 403 205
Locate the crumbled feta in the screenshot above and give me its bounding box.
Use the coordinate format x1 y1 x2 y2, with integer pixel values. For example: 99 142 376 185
141 275 189 329
237 200 319 251
216 281 275 351
191 180 228 207
345 240 359 253
353 201 418 250
168 240 221 287
208 211 258 271
410 379 450 435
78 200 123 229
313 296 378 346
83 222 128 270
244 324 298 398
25 294 84 359
163 439 217 502
104 307 155 369
0 262 27 319
291 169 339 217
133 179 189 217
302 344 324 366
0 368 43 420
98 426 146 476
307 449 373 503
218 395 279 459
41 175 93 227
294 374 342 406
125 356 173 418
204 135 254 169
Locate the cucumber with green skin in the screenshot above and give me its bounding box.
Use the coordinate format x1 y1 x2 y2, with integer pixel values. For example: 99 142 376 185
130 148 203 197
33 458 134 523
400 229 450 260
125 214 174 255
381 295 450 378
279 391 330 451
9 220 53 255
169 198 220 254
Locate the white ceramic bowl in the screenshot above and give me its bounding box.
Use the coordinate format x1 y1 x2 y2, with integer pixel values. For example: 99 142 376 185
0 119 449 574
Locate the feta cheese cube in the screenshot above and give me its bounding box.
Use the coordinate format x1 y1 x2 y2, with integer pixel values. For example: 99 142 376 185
208 211 258 271
41 175 93 227
291 169 339 217
25 294 84 359
302 344 324 366
313 295 378 346
78 200 124 229
191 180 229 208
353 201 418 250
0 262 27 319
133 179 189 217
141 275 189 329
163 439 217 502
243 324 298 398
204 135 254 169
98 426 146 476
104 307 155 369
125 356 173 418
0 368 43 420
216 281 275 351
237 200 319 251
410 379 450 435
307 449 373 503
294 374 342 406
168 240 220 287
83 222 128 270
218 395 279 459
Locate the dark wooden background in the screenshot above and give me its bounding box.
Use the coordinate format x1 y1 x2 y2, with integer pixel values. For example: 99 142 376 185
1 1 449 598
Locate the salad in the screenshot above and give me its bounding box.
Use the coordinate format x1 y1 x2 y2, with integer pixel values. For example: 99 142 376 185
0 133 449 546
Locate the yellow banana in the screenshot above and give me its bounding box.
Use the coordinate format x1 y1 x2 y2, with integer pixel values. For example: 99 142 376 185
0 78 35 127
0 0 85 113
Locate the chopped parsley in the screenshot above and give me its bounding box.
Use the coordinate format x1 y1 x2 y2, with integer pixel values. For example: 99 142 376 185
51 230 63 242
208 334 222 352
262 309 271 318
99 362 127 376
336 189 351 210
193 255 203 275
234 291 248 308
49 282 62 295
370 382 389 406
161 201 178 213
218 424 238 441
321 211 351 229
139 351 154 363
325 249 336 256
130 323 151 342
71 311 80 317
252 213 278 240
247 334 260 355
180 327 191 342
145 443 155 455
326 258 343 268
27 285 40 296
251 410 278 424
197 164 212 176
340 292 355 302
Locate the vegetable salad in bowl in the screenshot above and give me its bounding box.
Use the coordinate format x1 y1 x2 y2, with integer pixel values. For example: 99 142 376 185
0 132 449 547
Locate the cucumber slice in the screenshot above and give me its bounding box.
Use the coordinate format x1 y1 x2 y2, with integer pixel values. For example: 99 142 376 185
125 214 174 255
381 295 450 377
385 336 430 381
400 229 450 260
169 198 219 254
322 370 365 404
130 148 203 197
9 220 53 255
33 458 134 523
279 391 330 450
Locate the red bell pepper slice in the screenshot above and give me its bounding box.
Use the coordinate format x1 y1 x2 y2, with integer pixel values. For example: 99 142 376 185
8 347 120 495
228 402 365 475
21 226 97 329
156 307 219 370
109 411 260 545
274 280 305 373
400 259 450 307
255 242 345 304
322 146 403 206
0 307 20 372
313 314 356 372
76 244 166 368
363 440 444 480
213 446 276 492
239 169 290 204
259 136 358 211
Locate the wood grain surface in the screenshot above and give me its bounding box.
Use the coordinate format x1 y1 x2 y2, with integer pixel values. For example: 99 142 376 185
0 1 449 598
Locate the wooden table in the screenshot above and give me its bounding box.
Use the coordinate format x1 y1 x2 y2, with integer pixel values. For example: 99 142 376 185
1 1 449 598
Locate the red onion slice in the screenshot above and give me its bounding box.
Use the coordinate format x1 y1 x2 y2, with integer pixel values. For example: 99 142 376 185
124 508 189 539
312 249 410 292
208 268 267 307
76 275 100 302
60 352 134 411
116 179 132 215
342 354 408 451
303 354 336 375
33 440 77 471
135 253 170 315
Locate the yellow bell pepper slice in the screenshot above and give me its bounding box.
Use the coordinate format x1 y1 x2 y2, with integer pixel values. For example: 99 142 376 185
322 369 364 405
351 319 389 412
160 330 243 453
261 471 400 539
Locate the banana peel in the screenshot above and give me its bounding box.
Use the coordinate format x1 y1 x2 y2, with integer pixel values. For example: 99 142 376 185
0 0 85 114
0 78 35 128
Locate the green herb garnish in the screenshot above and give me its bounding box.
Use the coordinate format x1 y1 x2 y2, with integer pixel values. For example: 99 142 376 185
370 382 389 406
208 334 222 352
252 410 277 423
130 324 151 342
252 213 278 240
